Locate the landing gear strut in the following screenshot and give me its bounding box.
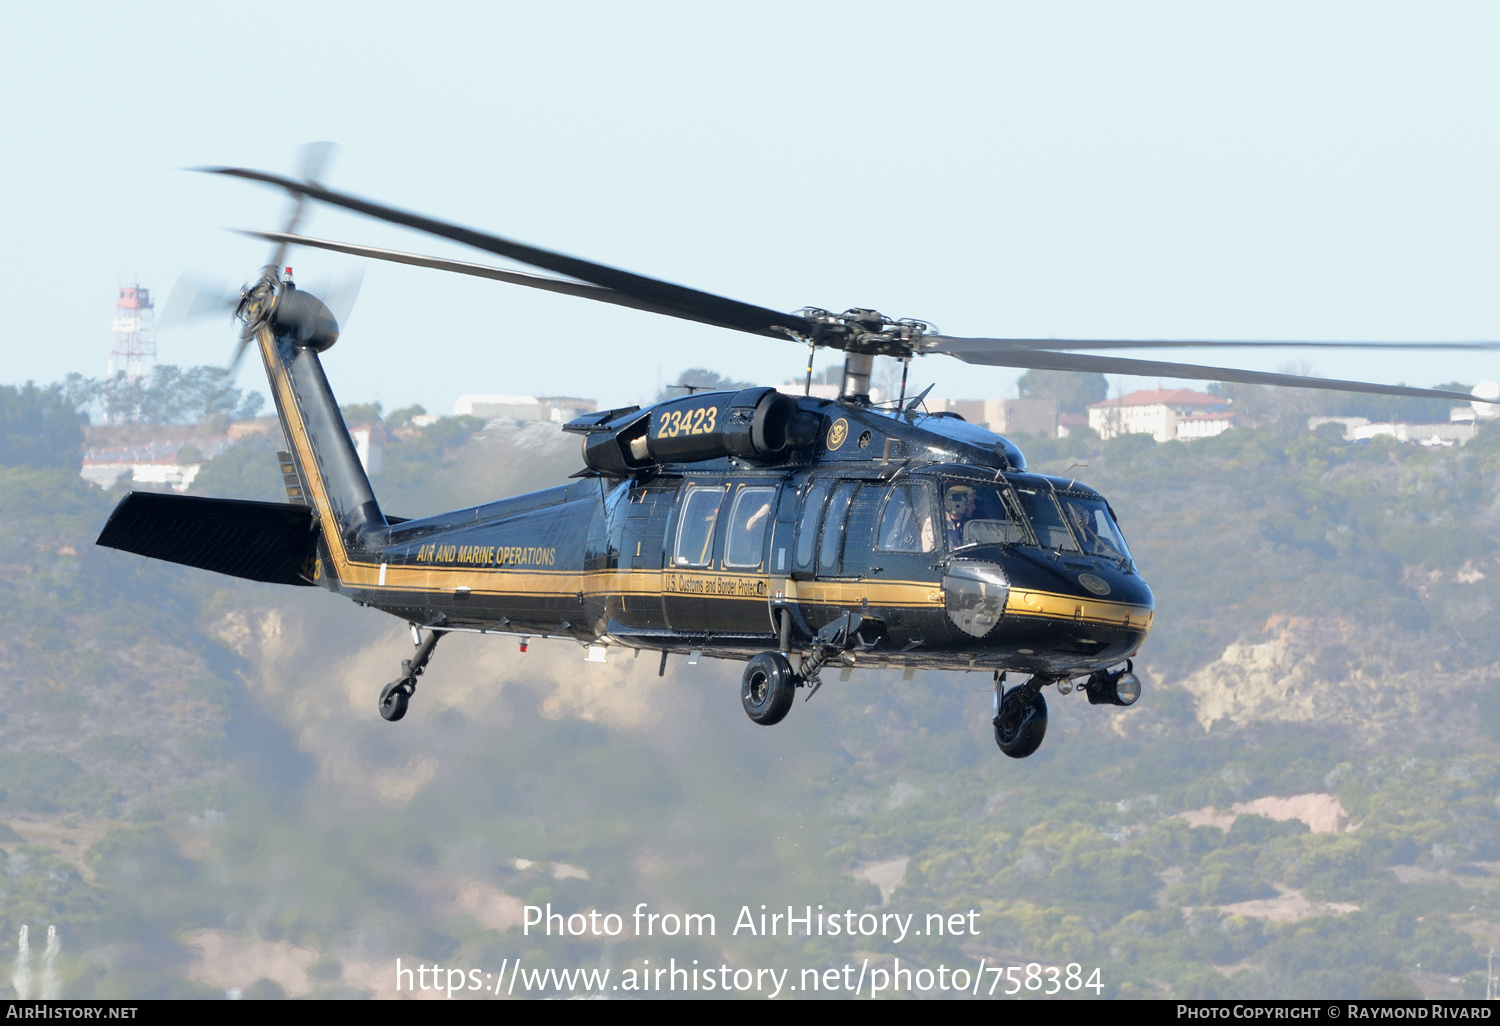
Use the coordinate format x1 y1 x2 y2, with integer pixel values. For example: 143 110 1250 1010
993 672 1048 759
380 628 443 722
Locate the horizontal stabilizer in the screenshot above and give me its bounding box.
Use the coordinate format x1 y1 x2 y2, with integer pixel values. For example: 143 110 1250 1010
96 492 320 587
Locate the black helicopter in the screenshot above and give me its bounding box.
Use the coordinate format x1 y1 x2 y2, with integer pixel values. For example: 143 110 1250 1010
95 163 1500 759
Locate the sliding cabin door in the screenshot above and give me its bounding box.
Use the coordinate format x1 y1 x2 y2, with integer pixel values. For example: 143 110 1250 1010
661 479 782 639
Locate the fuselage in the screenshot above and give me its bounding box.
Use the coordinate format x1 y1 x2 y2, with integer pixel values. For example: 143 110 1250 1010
325 397 1154 678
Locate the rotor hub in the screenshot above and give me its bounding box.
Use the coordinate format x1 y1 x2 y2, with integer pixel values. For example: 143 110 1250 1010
797 307 935 358
234 274 278 336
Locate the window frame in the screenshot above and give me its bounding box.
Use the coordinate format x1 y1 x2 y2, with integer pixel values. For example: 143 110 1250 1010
672 483 728 569
1009 485 1081 554
875 480 939 554
723 485 778 569
793 479 834 571
818 481 860 575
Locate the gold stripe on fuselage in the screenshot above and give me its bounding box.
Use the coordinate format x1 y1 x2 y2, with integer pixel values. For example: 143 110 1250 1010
1005 587 1153 629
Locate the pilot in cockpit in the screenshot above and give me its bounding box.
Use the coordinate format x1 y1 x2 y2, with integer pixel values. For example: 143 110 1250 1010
943 484 978 549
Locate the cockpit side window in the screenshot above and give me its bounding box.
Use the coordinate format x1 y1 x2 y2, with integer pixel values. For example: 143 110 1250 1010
876 482 937 553
1056 494 1132 561
1010 487 1081 553
941 481 1030 551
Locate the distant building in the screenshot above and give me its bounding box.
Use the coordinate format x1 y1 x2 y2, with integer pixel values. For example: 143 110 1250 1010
455 394 597 424
1057 412 1089 438
1307 413 1479 447
348 424 385 475
80 420 280 492
935 398 1059 437
1089 388 1236 442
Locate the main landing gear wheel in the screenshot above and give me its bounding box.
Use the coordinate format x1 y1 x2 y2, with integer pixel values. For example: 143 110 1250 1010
741 652 797 726
379 678 414 721
993 684 1048 759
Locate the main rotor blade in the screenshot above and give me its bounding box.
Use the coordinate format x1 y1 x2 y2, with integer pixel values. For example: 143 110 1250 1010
932 336 1500 353
236 230 712 324
925 337 1494 404
205 167 816 341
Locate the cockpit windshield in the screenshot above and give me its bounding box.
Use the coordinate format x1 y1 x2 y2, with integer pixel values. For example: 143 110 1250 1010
1008 486 1079 553
939 477 1133 562
1055 494 1133 562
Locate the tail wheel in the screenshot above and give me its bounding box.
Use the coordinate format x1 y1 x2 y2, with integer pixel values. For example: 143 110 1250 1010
993 685 1047 758
379 679 413 722
741 652 796 726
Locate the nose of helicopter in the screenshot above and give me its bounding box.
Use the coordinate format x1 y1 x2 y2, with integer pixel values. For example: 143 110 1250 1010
944 556 1153 671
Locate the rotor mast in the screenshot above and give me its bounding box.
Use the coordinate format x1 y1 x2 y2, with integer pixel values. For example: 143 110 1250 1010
840 352 875 404
797 307 930 406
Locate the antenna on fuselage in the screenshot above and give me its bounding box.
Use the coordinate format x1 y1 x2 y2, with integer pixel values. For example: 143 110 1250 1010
904 383 935 414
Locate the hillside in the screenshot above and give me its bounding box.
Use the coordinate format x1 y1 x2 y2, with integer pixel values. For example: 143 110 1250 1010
0 413 1497 998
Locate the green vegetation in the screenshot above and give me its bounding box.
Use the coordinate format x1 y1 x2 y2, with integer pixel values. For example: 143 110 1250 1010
0 753 115 816
3 375 1500 998
0 384 85 469
187 432 284 502
1017 369 1109 414
1215 379 1474 429
64 365 262 427
655 367 757 403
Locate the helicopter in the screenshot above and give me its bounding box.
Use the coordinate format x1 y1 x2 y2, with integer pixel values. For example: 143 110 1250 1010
94 162 1500 760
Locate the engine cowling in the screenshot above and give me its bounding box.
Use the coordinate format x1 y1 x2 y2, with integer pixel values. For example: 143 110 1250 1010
581 388 815 475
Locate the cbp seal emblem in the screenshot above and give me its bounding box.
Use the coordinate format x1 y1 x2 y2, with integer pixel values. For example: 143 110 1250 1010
826 418 849 450
1077 573 1111 596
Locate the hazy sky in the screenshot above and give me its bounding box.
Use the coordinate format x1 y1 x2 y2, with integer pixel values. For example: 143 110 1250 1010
3 2 1498 415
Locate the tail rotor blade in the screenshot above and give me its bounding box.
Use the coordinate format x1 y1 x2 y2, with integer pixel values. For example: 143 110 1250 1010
161 275 237 331
296 141 338 186
270 142 342 271
306 267 365 328
228 330 253 373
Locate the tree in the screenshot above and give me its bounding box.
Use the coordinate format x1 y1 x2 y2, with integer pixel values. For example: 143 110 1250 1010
339 402 383 426
188 432 285 502
1016 370 1109 414
654 368 756 403
1213 377 1472 433
0 383 86 469
63 365 264 426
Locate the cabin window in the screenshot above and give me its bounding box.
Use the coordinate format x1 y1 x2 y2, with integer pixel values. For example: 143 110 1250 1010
876 482 937 553
724 486 777 568
941 481 1029 550
793 480 833 570
673 484 727 568
818 481 859 573
1010 487 1081 553
1055 494 1132 561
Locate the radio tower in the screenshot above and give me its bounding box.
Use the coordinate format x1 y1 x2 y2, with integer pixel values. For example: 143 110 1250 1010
109 284 156 382
108 284 156 423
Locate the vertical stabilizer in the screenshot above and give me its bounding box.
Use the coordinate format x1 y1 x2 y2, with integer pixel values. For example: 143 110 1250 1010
249 281 386 585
